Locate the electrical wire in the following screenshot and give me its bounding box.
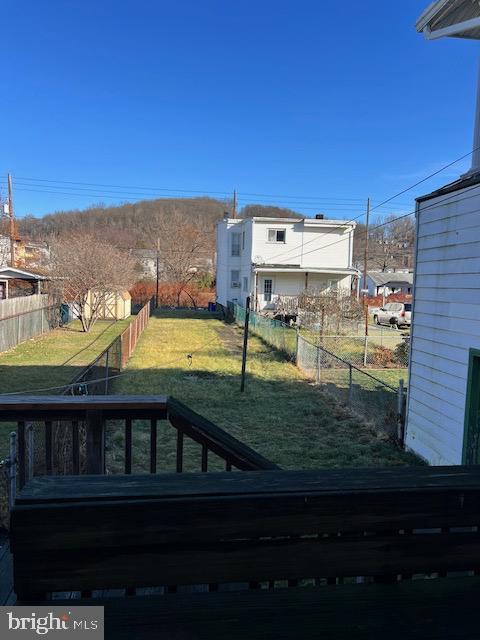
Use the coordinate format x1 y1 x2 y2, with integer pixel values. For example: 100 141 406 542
2 332 223 396
259 183 480 267
259 149 480 264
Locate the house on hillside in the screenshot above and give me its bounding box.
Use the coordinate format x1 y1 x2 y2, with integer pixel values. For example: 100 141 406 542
405 0 480 465
366 271 413 298
216 215 358 311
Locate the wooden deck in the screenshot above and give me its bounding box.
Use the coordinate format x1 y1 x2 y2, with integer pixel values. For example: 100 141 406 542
3 396 480 638
0 534 14 605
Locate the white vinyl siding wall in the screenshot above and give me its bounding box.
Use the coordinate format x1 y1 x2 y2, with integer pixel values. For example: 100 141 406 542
406 183 480 465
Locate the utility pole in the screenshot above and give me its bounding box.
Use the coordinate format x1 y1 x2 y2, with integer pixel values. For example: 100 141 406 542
7 174 15 268
240 296 251 392
232 189 237 219
363 198 370 367
155 238 160 309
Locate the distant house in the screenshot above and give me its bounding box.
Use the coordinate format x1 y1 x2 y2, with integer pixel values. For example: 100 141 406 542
216 216 358 311
133 250 159 279
366 271 413 298
405 0 480 465
0 266 47 300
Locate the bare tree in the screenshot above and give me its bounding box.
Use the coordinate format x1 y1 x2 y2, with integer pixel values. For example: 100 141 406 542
277 288 363 335
50 233 136 332
147 210 214 307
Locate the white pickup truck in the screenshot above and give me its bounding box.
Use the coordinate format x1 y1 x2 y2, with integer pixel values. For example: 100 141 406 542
373 302 412 328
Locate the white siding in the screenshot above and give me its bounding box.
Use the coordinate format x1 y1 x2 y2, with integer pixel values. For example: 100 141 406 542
251 220 354 270
406 183 480 465
215 219 253 307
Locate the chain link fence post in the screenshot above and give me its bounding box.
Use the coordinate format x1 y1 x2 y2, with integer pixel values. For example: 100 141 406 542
316 346 321 385
348 364 353 406
397 378 405 445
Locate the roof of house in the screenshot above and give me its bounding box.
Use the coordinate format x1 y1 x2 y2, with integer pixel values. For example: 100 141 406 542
417 0 480 39
0 267 48 281
368 271 413 286
254 264 359 275
416 170 480 203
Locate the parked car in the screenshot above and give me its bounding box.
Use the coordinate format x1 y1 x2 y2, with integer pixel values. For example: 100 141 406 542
373 302 412 328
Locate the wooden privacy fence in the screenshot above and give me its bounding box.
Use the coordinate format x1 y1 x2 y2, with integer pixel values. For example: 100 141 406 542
0 298 62 353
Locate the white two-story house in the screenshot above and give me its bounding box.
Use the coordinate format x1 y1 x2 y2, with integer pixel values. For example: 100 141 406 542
216 215 357 311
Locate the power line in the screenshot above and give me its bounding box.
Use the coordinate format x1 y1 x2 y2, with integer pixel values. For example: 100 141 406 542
2 175 374 202
2 332 222 396
8 181 411 213
262 183 480 267
0 174 422 208
262 148 480 264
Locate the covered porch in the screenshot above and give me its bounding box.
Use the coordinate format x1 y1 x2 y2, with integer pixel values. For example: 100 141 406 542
253 265 358 311
0 266 47 300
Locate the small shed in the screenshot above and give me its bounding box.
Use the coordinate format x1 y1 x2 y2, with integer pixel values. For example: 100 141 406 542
0 267 48 300
84 290 131 321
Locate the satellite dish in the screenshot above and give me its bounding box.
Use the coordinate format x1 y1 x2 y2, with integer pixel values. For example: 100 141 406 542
254 255 265 265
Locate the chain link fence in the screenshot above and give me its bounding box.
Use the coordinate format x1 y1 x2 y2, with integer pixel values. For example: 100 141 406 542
234 303 297 360
0 301 154 525
297 335 405 439
300 332 409 369
230 302 407 442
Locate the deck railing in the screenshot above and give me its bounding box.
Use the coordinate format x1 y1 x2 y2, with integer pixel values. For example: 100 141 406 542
0 396 279 495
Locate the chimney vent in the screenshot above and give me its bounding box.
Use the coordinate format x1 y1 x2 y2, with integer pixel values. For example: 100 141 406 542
223 212 229 221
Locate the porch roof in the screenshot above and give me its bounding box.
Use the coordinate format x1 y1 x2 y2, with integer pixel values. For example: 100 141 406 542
0 267 48 281
253 265 358 276
417 0 480 40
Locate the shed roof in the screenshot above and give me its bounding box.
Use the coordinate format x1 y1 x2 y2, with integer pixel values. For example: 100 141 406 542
368 271 413 286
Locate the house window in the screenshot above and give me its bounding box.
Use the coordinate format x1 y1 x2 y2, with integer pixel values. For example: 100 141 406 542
263 278 273 302
243 276 249 292
231 270 241 288
231 233 241 257
242 231 246 250
267 229 286 243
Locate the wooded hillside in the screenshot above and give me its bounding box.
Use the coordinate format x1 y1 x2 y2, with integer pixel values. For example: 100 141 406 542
18 199 303 247
18 197 414 274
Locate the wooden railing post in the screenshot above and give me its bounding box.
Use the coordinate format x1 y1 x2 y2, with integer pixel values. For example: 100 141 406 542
86 410 105 474
8 431 16 507
17 422 26 490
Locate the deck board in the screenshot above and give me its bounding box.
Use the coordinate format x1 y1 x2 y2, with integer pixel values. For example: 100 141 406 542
48 577 480 640
16 465 480 504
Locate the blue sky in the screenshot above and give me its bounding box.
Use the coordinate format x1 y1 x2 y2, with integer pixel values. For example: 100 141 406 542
1 0 479 221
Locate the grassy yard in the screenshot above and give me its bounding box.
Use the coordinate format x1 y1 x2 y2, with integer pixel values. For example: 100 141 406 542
0 319 131 457
111 310 419 471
